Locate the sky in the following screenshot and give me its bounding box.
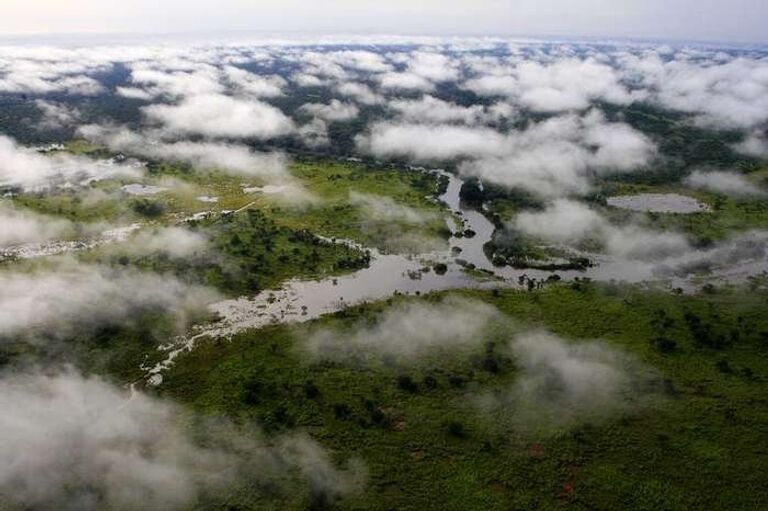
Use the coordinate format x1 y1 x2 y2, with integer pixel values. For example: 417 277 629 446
1 0 767 44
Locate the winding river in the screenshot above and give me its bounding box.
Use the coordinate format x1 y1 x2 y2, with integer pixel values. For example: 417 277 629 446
144 171 768 383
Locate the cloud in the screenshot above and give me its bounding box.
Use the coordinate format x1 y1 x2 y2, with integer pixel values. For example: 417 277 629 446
0 261 217 340
299 99 359 122
622 54 768 129
79 125 290 180
377 72 435 92
0 205 73 247
733 131 768 158
0 369 365 510
514 199 690 260
0 135 143 191
388 96 489 125
404 51 460 82
359 111 655 198
223 66 286 98
34 100 81 129
0 57 106 95
328 50 392 73
653 230 768 280
122 64 224 99
335 82 383 105
291 72 328 88
121 227 209 259
463 74 517 97
684 170 764 198
143 94 295 139
349 191 436 224
357 123 507 160
484 330 656 429
303 297 501 361
463 58 638 112
298 118 330 148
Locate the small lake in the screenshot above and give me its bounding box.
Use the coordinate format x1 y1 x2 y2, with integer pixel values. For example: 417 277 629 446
607 193 711 214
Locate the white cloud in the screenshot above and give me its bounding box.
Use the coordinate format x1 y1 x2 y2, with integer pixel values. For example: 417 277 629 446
733 131 768 158
328 50 393 73
124 227 209 259
0 261 217 339
491 330 655 428
514 199 690 260
405 51 460 82
388 96 488 125
304 297 501 360
34 100 80 129
143 94 295 139
335 82 383 105
622 54 768 129
684 169 764 197
463 58 638 112
360 111 655 198
0 369 365 510
223 65 286 98
298 118 330 148
463 74 517 97
358 123 507 160
349 191 436 224
377 72 435 92
0 135 143 191
0 205 73 247
79 125 290 180
299 99 359 122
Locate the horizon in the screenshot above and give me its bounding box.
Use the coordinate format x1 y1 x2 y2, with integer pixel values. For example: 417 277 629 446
3 0 768 45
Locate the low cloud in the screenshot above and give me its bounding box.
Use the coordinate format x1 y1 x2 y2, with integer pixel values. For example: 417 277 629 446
377 72 435 92
299 99 359 122
0 261 218 340
514 199 689 260
349 191 436 224
359 111 656 198
35 100 81 130
358 123 507 160
223 66 286 98
622 54 768 129
121 227 209 259
684 170 764 198
0 369 365 510
0 135 143 191
388 96 489 125
335 82 383 105
79 125 291 181
0 205 74 247
303 297 501 361
481 331 657 429
463 58 639 112
143 94 295 139
733 131 768 158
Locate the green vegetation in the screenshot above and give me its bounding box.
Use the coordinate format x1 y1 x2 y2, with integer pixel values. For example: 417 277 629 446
598 179 768 246
260 160 450 252
158 282 768 510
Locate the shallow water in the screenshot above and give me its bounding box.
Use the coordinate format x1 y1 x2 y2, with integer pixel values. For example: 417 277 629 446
0 224 141 260
144 172 768 383
607 193 711 214
121 183 168 196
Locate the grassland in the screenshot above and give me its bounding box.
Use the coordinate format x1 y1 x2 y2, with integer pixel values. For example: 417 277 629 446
157 281 768 510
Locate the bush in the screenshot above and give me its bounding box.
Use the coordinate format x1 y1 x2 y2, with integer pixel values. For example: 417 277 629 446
444 420 467 438
396 375 419 393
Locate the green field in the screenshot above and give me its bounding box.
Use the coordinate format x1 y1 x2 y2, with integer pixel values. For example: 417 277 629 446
157 282 768 510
